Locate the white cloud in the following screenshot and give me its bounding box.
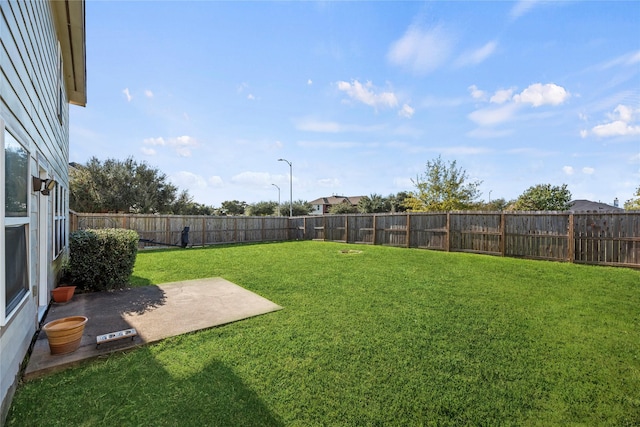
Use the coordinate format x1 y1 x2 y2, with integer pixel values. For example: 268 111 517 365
171 171 208 190
596 50 640 70
398 104 415 119
295 118 384 133
563 166 574 175
142 135 198 157
582 167 595 175
387 25 453 75
307 79 313 85
513 83 569 107
455 40 497 67
490 88 514 104
580 129 589 138
122 88 132 102
140 147 156 156
298 140 364 149
588 104 640 137
231 171 273 187
143 137 166 146
468 85 486 100
144 90 154 98
247 94 255 100
208 176 224 187
466 128 514 139
592 121 640 137
336 80 398 110
468 103 520 127
609 104 637 122
510 0 542 20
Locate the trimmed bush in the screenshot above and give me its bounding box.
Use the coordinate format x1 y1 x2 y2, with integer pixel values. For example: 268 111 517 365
69 228 139 291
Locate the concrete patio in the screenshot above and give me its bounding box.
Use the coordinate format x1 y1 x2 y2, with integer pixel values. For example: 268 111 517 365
24 278 283 380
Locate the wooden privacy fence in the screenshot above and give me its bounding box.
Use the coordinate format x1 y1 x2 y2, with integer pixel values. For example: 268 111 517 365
70 211 640 268
70 213 291 248
292 211 640 268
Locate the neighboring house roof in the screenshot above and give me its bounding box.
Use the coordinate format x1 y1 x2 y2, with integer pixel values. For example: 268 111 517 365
52 0 87 106
310 196 364 206
569 199 623 212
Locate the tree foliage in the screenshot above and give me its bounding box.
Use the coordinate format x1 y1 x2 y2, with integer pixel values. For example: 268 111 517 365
474 198 511 211
220 200 248 216
357 194 391 213
70 157 185 213
388 192 410 213
406 156 482 212
329 202 358 214
509 183 572 211
624 185 640 210
247 201 278 216
287 200 314 216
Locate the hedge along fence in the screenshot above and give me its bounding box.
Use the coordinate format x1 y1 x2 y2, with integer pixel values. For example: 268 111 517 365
70 211 640 268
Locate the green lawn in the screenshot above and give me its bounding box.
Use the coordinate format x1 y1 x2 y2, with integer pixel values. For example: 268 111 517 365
8 241 640 426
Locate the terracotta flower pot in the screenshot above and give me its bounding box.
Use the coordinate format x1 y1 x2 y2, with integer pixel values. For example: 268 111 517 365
42 316 88 355
51 286 76 303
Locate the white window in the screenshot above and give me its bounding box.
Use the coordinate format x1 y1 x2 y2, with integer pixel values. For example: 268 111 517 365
53 184 67 258
1 124 30 322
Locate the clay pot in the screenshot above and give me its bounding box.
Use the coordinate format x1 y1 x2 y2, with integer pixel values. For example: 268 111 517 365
42 316 88 355
51 286 76 303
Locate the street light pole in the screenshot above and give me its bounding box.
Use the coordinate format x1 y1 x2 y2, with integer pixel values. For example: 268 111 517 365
278 158 292 217
272 183 280 216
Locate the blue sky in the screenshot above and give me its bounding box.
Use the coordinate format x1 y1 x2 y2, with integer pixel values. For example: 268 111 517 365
70 1 640 208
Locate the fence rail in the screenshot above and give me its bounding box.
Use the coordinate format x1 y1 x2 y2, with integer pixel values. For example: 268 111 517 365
70 211 640 268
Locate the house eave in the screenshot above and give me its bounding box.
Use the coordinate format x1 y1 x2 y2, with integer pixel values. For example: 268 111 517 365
51 0 87 107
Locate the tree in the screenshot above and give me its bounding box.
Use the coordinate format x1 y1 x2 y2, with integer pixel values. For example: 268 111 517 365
509 183 572 211
329 202 358 214
388 192 410 213
624 185 640 210
473 198 511 211
357 194 391 213
406 156 482 211
220 200 247 215
285 200 314 216
247 201 278 216
70 157 181 213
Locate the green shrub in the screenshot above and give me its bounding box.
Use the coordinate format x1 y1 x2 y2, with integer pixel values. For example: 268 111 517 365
69 228 139 291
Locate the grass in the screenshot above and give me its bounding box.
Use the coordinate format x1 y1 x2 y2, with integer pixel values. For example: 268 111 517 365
7 241 640 426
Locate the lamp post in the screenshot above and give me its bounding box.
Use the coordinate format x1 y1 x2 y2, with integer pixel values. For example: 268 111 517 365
272 183 280 216
278 158 293 217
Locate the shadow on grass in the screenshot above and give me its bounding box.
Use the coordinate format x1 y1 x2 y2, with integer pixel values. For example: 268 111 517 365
8 346 283 426
129 274 153 287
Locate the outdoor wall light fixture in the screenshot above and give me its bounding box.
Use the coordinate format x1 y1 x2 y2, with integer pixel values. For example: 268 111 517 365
32 176 56 196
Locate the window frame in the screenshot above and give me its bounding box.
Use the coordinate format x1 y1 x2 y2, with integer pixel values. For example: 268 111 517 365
1 120 31 325
53 184 67 259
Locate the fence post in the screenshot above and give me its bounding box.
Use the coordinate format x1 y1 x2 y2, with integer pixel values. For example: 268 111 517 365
373 215 377 245
233 217 237 242
345 215 349 243
500 213 506 256
165 217 170 246
568 213 575 263
445 212 450 252
406 213 410 248
323 215 327 241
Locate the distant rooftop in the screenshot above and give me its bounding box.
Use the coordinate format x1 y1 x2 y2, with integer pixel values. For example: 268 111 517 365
569 199 623 212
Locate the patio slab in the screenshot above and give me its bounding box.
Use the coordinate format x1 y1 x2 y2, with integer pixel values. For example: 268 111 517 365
24 278 283 380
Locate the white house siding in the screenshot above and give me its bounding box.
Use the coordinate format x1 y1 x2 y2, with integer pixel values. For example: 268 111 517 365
0 0 76 421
